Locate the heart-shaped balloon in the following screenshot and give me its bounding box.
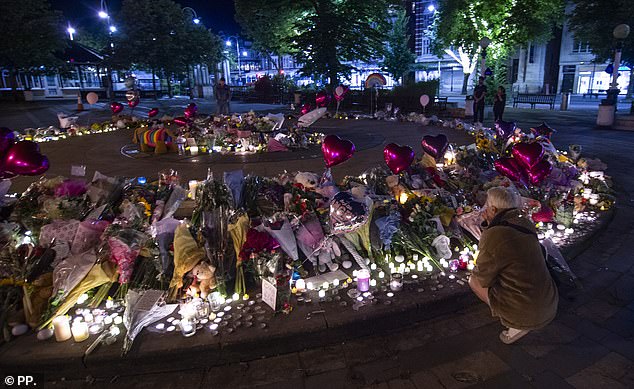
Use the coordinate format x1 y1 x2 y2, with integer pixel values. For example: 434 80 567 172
494 157 526 183
128 99 139 108
148 108 159 118
495 120 516 139
184 103 197 118
330 191 369 234
322 134 355 168
531 204 554 223
0 127 16 156
421 134 448 159
174 117 189 127
512 142 544 170
384 143 415 174
300 103 312 115
3 141 49 176
527 159 553 186
315 91 331 108
334 86 349 102
530 122 555 139
110 102 124 114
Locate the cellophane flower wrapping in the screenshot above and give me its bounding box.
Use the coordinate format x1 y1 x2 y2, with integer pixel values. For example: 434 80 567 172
107 228 149 284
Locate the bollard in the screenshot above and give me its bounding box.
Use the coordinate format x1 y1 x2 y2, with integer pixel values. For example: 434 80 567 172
76 92 84 112
560 92 570 111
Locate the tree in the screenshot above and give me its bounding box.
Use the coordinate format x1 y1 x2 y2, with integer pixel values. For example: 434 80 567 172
289 0 394 86
382 9 416 85
431 0 565 94
234 0 302 71
569 0 634 98
0 0 67 99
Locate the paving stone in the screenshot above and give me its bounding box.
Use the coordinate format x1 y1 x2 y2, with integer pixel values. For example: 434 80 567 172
386 378 417 389
429 350 510 389
305 368 357 389
559 315 613 342
488 341 547 377
468 371 533 389
537 337 610 378
409 370 444 389
564 352 633 389
352 357 403 386
87 369 205 389
573 298 621 323
362 382 389 389
601 333 634 360
520 322 580 358
299 345 347 376
454 306 497 330
608 275 634 305
388 326 435 352
529 370 575 389
602 309 634 338
342 336 394 365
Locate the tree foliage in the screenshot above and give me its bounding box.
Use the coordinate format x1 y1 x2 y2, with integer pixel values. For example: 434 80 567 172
382 9 416 85
234 0 302 69
0 0 66 73
569 0 633 65
431 0 565 62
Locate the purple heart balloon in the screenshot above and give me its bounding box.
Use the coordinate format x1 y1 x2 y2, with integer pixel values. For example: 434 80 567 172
322 134 355 168
494 157 526 183
512 142 544 170
495 120 516 139
315 91 331 108
174 116 189 127
148 108 159 118
528 159 553 186
0 127 16 156
110 102 124 114
3 141 49 176
383 143 415 174
421 134 448 159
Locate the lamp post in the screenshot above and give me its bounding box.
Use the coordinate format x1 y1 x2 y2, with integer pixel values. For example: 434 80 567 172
99 0 116 100
606 24 630 105
67 26 75 41
183 7 202 98
226 36 244 85
479 37 491 77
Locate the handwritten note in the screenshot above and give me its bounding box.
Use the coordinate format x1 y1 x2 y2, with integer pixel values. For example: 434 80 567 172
262 278 277 311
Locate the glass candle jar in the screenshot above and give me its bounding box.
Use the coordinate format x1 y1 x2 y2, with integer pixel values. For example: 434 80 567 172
390 273 403 292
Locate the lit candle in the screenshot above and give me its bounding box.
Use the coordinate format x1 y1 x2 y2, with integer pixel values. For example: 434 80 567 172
378 271 385 279
306 282 314 290
53 316 72 342
190 146 199 156
179 318 196 337
113 316 123 325
449 259 459 273
104 316 113 325
188 180 198 200
370 263 377 270
395 255 405 263
232 293 239 301
357 269 371 292
318 289 326 298
390 273 403 292
332 278 340 287
322 281 329 290
370 279 377 287
71 322 89 342
413 254 419 262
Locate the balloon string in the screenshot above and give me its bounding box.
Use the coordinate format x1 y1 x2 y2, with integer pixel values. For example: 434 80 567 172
338 236 370 271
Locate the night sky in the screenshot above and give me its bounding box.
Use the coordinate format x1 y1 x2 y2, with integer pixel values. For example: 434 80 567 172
50 0 240 35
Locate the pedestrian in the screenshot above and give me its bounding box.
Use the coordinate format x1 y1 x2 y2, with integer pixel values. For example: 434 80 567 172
469 186 559 344
473 76 487 124
214 77 231 114
493 86 506 122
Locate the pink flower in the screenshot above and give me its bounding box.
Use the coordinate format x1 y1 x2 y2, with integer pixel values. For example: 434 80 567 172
55 179 87 197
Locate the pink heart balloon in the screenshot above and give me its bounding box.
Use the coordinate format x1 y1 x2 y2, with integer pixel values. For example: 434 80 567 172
128 99 139 108
528 159 553 186
384 143 415 174
148 108 159 118
4 141 49 176
495 120 516 139
512 142 544 170
300 103 312 115
315 91 331 108
421 134 448 159
531 204 554 223
110 102 124 114
174 117 189 127
322 135 355 168
494 157 526 183
531 122 555 139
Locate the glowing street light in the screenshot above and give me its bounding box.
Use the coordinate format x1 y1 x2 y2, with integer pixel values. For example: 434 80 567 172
67 26 75 40
427 4 436 12
226 40 232 47
109 25 117 33
98 10 109 19
242 51 248 57
193 18 200 24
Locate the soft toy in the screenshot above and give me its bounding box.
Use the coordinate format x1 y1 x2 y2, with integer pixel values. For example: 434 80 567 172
187 262 216 299
294 172 320 189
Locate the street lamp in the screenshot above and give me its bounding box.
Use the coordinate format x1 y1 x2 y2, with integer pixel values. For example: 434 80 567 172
182 7 201 25
67 26 75 41
225 36 243 85
607 24 630 104
109 25 117 33
98 10 108 19
427 4 436 12
479 37 491 77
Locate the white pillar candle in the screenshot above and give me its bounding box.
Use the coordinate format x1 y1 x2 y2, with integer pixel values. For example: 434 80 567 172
71 322 89 342
113 316 123 325
53 316 72 342
318 289 326 298
306 282 314 290
322 281 329 290
370 279 377 287
378 271 385 279
295 279 306 291
370 263 377 270
188 180 198 200
232 293 240 301
332 278 340 287
190 146 199 156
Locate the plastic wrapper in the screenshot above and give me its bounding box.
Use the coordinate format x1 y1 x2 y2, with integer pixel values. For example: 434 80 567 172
161 186 187 220
258 218 298 261
152 217 180 277
169 223 205 298
52 250 97 301
71 219 109 254
122 289 176 356
374 211 401 249
39 219 80 247
107 229 149 284
223 170 244 209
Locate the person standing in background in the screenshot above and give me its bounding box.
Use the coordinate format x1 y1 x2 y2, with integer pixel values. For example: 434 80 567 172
214 77 231 114
493 86 506 122
473 77 487 124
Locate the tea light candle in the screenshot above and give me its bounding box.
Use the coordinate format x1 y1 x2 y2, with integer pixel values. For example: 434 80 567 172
104 316 113 325
449 259 459 272
370 263 377 270
357 269 371 292
105 299 114 309
53 316 72 342
395 255 405 263
378 271 385 279
71 322 89 342
113 316 123 325
232 293 240 301
190 146 199 156
370 279 377 287
332 278 340 287
318 289 326 298
306 282 314 290
188 180 198 200
390 273 403 291
413 254 419 262
179 318 196 337
322 281 329 290
295 279 306 291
